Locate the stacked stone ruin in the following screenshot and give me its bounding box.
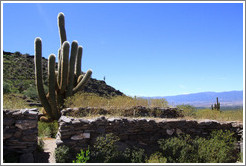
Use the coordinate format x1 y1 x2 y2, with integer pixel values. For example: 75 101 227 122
3 108 39 163
56 107 243 158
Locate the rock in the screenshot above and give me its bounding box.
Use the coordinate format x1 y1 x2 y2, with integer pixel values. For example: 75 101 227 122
71 133 90 140
56 139 64 146
15 120 37 130
71 119 81 124
22 135 36 142
59 116 72 123
166 129 175 135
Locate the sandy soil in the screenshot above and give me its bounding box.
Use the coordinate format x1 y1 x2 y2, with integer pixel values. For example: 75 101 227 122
43 138 56 163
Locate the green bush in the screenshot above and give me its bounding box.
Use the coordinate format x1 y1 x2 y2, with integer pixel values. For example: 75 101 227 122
3 81 19 94
3 81 12 94
196 130 238 163
14 51 21 56
38 121 58 138
119 147 146 163
176 104 197 117
73 147 90 163
128 147 146 163
55 145 70 163
23 86 39 99
91 133 120 163
158 134 198 163
146 152 167 163
158 130 239 163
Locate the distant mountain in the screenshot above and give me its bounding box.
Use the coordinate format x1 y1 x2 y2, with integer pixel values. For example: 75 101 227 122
146 91 243 107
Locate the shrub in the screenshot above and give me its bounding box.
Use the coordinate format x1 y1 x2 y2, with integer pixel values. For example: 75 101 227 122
55 145 70 163
23 86 39 99
129 147 146 163
146 152 167 163
158 134 198 163
176 104 197 117
38 121 58 138
73 147 90 163
91 133 120 163
3 81 12 94
158 130 239 163
14 51 21 56
196 130 238 163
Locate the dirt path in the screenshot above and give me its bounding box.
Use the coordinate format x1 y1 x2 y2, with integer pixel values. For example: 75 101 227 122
43 138 56 163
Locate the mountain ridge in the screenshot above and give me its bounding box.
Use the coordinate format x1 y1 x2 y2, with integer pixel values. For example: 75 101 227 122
142 90 243 107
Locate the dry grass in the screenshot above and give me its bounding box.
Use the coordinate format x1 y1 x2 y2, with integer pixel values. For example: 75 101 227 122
64 92 169 109
194 108 243 122
3 93 30 109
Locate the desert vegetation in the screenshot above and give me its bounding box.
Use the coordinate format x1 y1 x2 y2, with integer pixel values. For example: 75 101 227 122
54 131 240 163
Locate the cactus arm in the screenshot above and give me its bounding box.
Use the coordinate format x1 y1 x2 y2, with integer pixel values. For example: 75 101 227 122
57 48 62 87
66 41 78 97
77 74 83 83
58 12 67 46
55 71 59 91
75 46 83 78
59 41 70 93
73 69 92 94
48 54 58 119
34 38 54 119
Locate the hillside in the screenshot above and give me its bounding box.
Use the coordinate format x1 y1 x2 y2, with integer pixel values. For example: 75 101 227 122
148 91 243 107
3 51 123 97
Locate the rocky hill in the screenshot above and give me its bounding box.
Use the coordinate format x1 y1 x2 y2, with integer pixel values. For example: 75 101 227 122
3 51 123 97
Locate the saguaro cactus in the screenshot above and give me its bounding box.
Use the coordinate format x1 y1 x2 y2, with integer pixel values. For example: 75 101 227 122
211 97 220 111
34 12 92 120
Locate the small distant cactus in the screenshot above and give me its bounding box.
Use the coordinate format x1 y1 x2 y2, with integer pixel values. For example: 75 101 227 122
211 97 220 111
34 12 92 120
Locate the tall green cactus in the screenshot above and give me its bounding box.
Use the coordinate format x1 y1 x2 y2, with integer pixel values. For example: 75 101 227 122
34 12 92 120
211 97 220 111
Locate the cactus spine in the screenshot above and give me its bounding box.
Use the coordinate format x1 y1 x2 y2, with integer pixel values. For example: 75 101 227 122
34 12 92 120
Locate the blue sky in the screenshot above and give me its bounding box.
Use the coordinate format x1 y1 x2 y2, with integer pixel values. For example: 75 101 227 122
2 2 244 97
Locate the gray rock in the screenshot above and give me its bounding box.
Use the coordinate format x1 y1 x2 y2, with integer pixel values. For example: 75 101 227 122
59 116 72 123
166 129 175 135
71 133 90 140
15 120 37 130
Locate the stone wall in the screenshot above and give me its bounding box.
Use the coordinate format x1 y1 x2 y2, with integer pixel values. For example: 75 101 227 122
3 108 39 163
62 106 183 118
56 111 243 157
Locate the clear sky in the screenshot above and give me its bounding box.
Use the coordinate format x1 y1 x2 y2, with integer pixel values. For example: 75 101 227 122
2 2 244 97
